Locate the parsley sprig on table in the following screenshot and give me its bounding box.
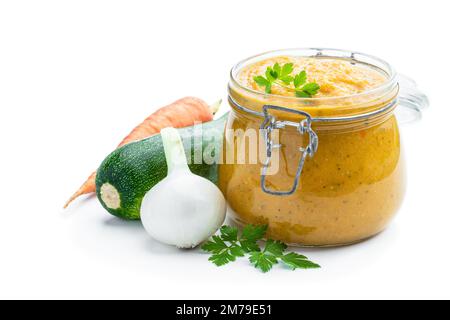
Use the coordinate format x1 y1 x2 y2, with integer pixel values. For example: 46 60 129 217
253 62 320 98
202 224 320 273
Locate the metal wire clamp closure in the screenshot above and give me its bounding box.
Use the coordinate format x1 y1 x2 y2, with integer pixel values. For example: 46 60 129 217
260 105 318 196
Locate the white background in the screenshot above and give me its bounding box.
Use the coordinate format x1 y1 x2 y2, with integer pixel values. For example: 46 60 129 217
0 0 449 300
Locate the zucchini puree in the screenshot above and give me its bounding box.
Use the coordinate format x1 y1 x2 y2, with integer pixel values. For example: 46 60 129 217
220 56 405 246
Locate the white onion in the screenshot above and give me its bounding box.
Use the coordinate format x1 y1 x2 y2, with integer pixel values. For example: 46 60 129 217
140 127 226 248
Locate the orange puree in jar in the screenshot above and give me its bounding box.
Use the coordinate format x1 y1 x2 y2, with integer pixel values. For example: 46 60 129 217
220 49 405 246
238 56 387 98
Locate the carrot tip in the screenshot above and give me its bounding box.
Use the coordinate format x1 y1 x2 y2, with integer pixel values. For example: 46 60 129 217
63 194 78 209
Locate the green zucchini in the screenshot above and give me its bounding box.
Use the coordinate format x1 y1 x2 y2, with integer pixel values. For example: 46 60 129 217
96 113 228 220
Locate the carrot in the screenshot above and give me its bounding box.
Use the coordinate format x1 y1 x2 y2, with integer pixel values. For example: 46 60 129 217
64 96 220 208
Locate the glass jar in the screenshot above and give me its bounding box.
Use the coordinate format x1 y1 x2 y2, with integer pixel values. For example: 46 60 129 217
219 48 428 247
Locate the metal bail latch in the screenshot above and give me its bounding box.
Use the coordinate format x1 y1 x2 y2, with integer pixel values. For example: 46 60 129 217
260 105 319 196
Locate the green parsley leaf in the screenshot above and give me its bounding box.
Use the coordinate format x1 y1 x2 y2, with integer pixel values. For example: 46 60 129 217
280 75 294 85
281 252 321 270
239 240 260 253
239 224 267 252
266 67 276 82
202 233 242 267
241 224 268 242
264 239 287 256
302 82 320 95
249 251 278 273
253 76 272 94
248 240 286 272
281 63 294 77
294 71 307 88
253 76 269 87
273 63 281 77
209 251 237 266
201 235 227 254
229 245 246 257
219 226 238 242
295 90 312 98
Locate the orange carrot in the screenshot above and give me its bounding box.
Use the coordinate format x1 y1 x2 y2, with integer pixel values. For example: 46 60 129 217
64 96 220 208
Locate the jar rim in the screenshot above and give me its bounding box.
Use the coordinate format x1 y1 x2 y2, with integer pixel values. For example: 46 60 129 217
230 48 398 103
